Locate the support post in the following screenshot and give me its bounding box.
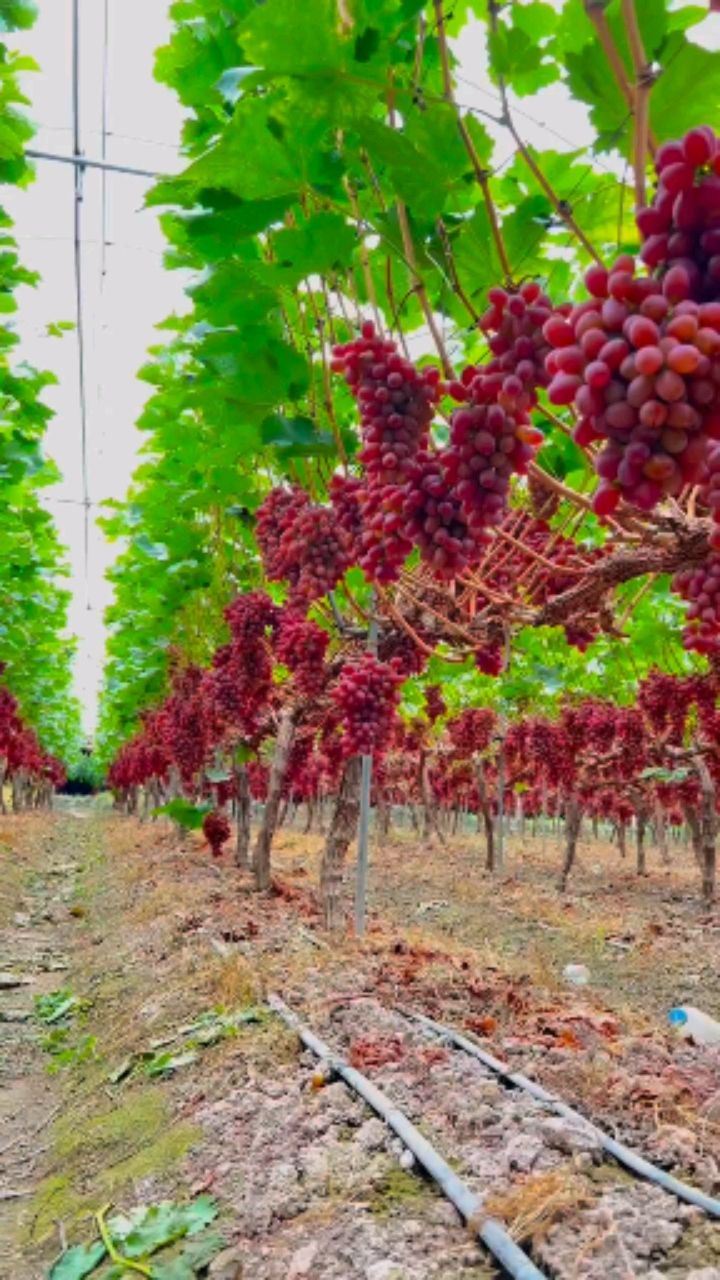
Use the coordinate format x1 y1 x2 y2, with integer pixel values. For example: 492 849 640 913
354 603 378 936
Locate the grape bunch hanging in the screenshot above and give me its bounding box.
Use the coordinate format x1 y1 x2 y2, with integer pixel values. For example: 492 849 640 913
332 653 403 757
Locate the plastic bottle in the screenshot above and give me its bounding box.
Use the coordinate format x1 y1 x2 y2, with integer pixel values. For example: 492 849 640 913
668 1006 720 1046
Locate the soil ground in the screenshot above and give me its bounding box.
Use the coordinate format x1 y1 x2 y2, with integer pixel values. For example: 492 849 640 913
1 801 719 1279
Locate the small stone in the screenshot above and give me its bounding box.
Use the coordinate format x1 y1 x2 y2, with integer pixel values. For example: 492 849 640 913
539 1115 601 1156
0 973 33 989
288 1241 318 1277
504 1132 543 1173
365 1262 405 1280
700 1089 720 1122
208 1246 243 1279
13 913 30 928
398 1148 415 1171
356 1118 388 1153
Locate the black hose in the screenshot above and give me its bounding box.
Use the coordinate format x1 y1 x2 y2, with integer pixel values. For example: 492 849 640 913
403 1008 720 1220
268 993 548 1280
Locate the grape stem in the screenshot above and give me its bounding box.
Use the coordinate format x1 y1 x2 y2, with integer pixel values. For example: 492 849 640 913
306 285 349 466
433 0 513 285
395 574 487 643
395 195 453 378
436 217 481 322
621 0 654 207
345 176 384 337
486 1 602 265
377 588 467 660
492 524 587 577
616 572 657 629
536 522 711 628
358 150 413 357
584 2 635 113
526 461 626 531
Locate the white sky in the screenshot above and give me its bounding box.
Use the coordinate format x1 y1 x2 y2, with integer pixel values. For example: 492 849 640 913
4 1 186 733
4 3 720 737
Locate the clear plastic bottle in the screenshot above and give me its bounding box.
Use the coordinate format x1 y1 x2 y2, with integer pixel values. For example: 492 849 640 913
668 1005 720 1046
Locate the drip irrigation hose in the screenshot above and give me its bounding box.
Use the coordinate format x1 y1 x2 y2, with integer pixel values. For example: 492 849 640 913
402 1008 720 1221
268 993 547 1280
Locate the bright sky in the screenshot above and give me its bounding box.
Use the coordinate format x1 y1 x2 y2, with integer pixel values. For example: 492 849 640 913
5 3 720 737
5 1 186 733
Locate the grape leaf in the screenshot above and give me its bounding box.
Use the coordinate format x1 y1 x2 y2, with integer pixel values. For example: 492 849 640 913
107 1197 218 1258
48 1242 106 1280
152 799 212 830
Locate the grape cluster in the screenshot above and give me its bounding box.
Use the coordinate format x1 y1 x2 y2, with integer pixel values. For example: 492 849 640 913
446 367 544 535
638 671 689 741
474 643 504 675
329 472 365 560
402 451 479 579
424 684 446 722
333 653 403 757
202 810 231 858
447 707 496 753
354 482 413 583
562 622 598 652
213 592 279 737
637 127 720 301
255 485 309 581
255 487 353 603
283 503 354 605
700 440 720 549
225 590 279 644
673 554 720 654
331 321 441 487
377 629 428 678
162 665 210 789
274 611 329 696
478 280 557 408
545 256 720 515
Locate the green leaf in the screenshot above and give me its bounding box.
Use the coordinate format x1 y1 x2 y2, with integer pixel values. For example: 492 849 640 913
270 211 356 282
150 1261 194 1280
152 799 212 830
107 1197 218 1259
34 989 80 1024
216 66 262 103
650 36 720 143
48 1241 107 1280
355 119 452 221
260 414 335 457
177 1231 227 1272
0 1 38 33
238 0 346 76
169 102 304 202
144 1049 198 1078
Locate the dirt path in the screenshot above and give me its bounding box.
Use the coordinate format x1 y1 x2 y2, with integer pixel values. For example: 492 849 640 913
1 807 719 1279
0 806 87 1276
